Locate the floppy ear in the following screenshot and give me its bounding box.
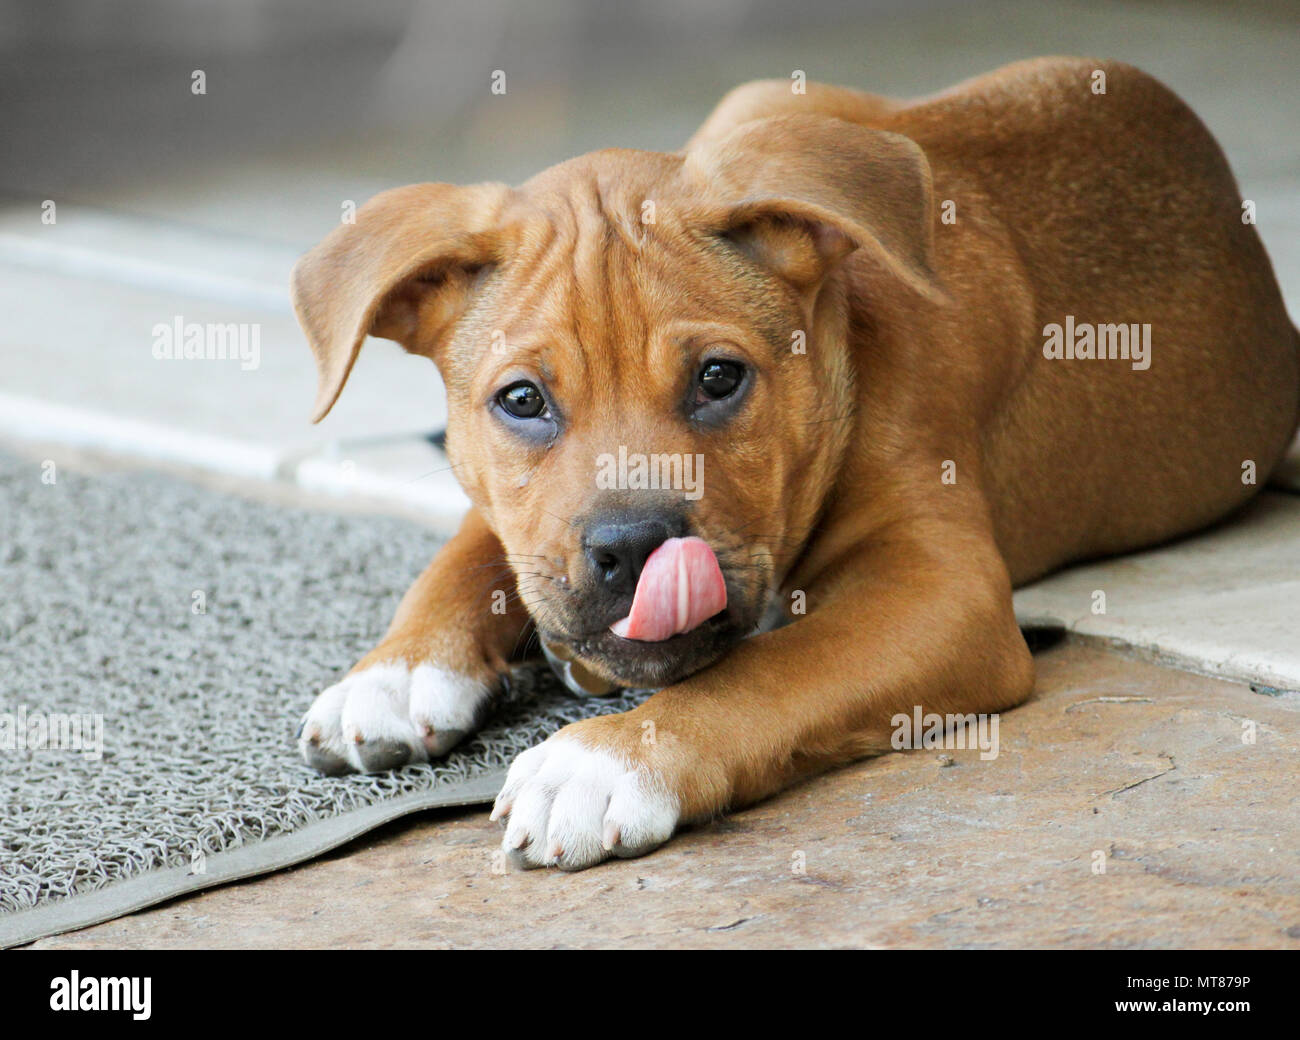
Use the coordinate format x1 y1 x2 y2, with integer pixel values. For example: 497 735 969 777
684 115 942 299
291 181 514 422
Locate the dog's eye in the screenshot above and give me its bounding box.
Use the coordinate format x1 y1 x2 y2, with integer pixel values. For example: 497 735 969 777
697 360 745 401
498 381 548 419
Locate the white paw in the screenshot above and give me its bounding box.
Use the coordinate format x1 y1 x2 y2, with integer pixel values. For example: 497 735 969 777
490 736 679 870
297 662 493 774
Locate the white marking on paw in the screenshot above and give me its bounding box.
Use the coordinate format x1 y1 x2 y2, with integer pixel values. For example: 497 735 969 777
408 665 490 738
490 736 679 870
298 662 493 773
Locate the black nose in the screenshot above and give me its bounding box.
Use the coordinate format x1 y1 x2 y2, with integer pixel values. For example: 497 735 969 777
583 513 684 595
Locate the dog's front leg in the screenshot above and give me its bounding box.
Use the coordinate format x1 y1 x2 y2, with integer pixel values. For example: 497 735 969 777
492 521 1036 869
298 507 529 774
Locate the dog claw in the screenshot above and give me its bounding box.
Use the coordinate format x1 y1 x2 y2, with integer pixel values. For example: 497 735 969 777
354 739 413 773
303 744 352 777
418 725 466 758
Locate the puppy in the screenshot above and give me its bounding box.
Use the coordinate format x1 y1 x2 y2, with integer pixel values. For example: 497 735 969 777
292 58 1299 870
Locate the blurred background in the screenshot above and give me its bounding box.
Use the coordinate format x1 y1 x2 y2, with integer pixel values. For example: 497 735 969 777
2 0 1298 521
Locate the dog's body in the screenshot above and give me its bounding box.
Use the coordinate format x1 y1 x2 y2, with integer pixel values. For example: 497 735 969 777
293 58 1298 869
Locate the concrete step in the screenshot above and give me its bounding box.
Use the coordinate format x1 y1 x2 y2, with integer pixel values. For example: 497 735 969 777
0 211 460 517
1016 491 1300 691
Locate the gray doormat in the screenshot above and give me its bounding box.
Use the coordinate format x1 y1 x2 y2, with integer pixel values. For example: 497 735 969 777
0 451 646 948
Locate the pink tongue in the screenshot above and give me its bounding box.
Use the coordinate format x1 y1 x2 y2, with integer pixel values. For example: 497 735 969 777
610 537 727 642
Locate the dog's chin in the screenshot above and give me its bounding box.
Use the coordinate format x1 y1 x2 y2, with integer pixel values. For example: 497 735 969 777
551 613 748 689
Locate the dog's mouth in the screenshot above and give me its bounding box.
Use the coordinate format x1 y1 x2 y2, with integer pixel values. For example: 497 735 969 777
525 535 770 690
540 539 762 690
554 609 747 690
609 536 728 641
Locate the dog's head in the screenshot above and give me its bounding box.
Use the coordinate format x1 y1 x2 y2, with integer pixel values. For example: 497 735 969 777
293 115 937 688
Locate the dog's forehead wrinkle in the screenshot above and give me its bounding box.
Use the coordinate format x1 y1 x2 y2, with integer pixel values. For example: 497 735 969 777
523 147 678 212
544 216 656 396
487 224 569 355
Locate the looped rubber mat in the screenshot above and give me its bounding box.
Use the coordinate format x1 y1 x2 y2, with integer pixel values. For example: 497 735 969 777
0 452 647 948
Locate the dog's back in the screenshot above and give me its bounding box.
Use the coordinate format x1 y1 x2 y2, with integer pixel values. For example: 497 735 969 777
880 58 1299 579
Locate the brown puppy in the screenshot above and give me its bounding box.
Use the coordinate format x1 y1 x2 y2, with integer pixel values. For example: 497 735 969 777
292 58 1298 870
